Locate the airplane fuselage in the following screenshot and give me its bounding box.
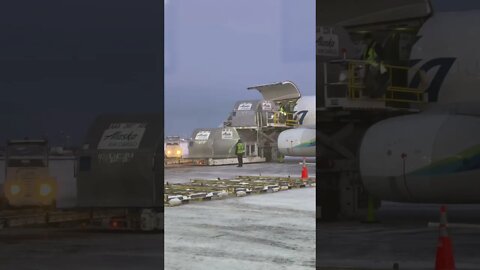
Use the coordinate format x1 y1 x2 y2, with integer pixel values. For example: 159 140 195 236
277 95 316 157
359 8 480 203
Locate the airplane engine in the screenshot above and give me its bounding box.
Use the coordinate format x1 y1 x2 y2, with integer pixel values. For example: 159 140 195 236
278 128 315 157
360 113 480 203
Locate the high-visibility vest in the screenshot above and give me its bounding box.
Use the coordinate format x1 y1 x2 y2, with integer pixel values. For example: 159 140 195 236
363 41 379 67
236 143 245 154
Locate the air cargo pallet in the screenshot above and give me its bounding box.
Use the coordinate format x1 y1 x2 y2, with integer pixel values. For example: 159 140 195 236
189 156 267 166
165 158 195 167
164 175 315 207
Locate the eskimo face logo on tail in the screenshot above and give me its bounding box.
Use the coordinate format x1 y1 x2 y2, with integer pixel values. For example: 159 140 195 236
293 110 308 125
409 57 456 102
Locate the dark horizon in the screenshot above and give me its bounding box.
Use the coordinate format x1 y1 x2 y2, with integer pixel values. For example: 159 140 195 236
0 0 163 146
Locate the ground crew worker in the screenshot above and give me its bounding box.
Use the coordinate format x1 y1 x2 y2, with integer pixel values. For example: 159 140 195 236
278 104 287 124
362 33 387 98
235 139 245 167
363 33 382 68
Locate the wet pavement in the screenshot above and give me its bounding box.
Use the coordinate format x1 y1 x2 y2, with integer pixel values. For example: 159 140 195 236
317 202 480 269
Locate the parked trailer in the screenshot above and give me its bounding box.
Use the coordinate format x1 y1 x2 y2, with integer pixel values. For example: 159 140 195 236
76 113 164 231
0 114 164 231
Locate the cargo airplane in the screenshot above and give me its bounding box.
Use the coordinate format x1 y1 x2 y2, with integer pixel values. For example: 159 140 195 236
248 81 315 157
335 0 480 203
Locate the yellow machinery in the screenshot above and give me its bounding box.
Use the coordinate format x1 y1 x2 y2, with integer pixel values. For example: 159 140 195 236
3 139 57 207
271 111 298 127
346 60 427 103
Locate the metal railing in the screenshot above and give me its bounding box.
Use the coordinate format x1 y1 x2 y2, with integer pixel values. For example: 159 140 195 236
346 60 427 104
269 111 298 127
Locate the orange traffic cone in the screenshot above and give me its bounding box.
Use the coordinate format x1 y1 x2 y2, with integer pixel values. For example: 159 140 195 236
435 205 455 270
301 159 308 179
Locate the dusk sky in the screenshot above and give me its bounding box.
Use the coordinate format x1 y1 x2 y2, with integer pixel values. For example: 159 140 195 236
0 0 474 146
165 0 315 138
0 0 163 146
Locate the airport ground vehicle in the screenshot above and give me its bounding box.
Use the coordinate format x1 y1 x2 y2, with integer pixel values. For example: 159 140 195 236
2 139 57 208
165 136 183 159
75 113 163 231
0 114 164 231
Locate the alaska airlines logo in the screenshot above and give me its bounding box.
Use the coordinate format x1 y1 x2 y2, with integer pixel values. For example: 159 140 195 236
293 110 308 125
221 129 233 139
98 123 146 150
237 103 252 111
104 131 138 141
317 36 336 48
195 131 210 141
409 57 456 102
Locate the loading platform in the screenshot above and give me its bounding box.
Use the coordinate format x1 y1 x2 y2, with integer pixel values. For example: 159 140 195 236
323 59 427 111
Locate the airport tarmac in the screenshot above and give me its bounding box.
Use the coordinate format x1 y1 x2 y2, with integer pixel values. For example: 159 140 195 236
164 161 316 270
0 161 315 270
317 202 480 269
164 161 315 184
0 227 164 270
5 161 480 270
164 187 316 270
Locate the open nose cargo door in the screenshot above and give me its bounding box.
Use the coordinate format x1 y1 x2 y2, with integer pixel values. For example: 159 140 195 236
247 81 301 102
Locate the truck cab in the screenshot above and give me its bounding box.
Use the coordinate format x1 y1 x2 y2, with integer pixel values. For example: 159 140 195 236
3 139 57 207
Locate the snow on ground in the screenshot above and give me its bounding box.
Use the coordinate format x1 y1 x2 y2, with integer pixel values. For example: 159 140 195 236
165 188 316 270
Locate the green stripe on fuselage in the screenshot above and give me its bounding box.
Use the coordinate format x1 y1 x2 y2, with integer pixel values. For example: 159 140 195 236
293 140 315 149
409 144 480 176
